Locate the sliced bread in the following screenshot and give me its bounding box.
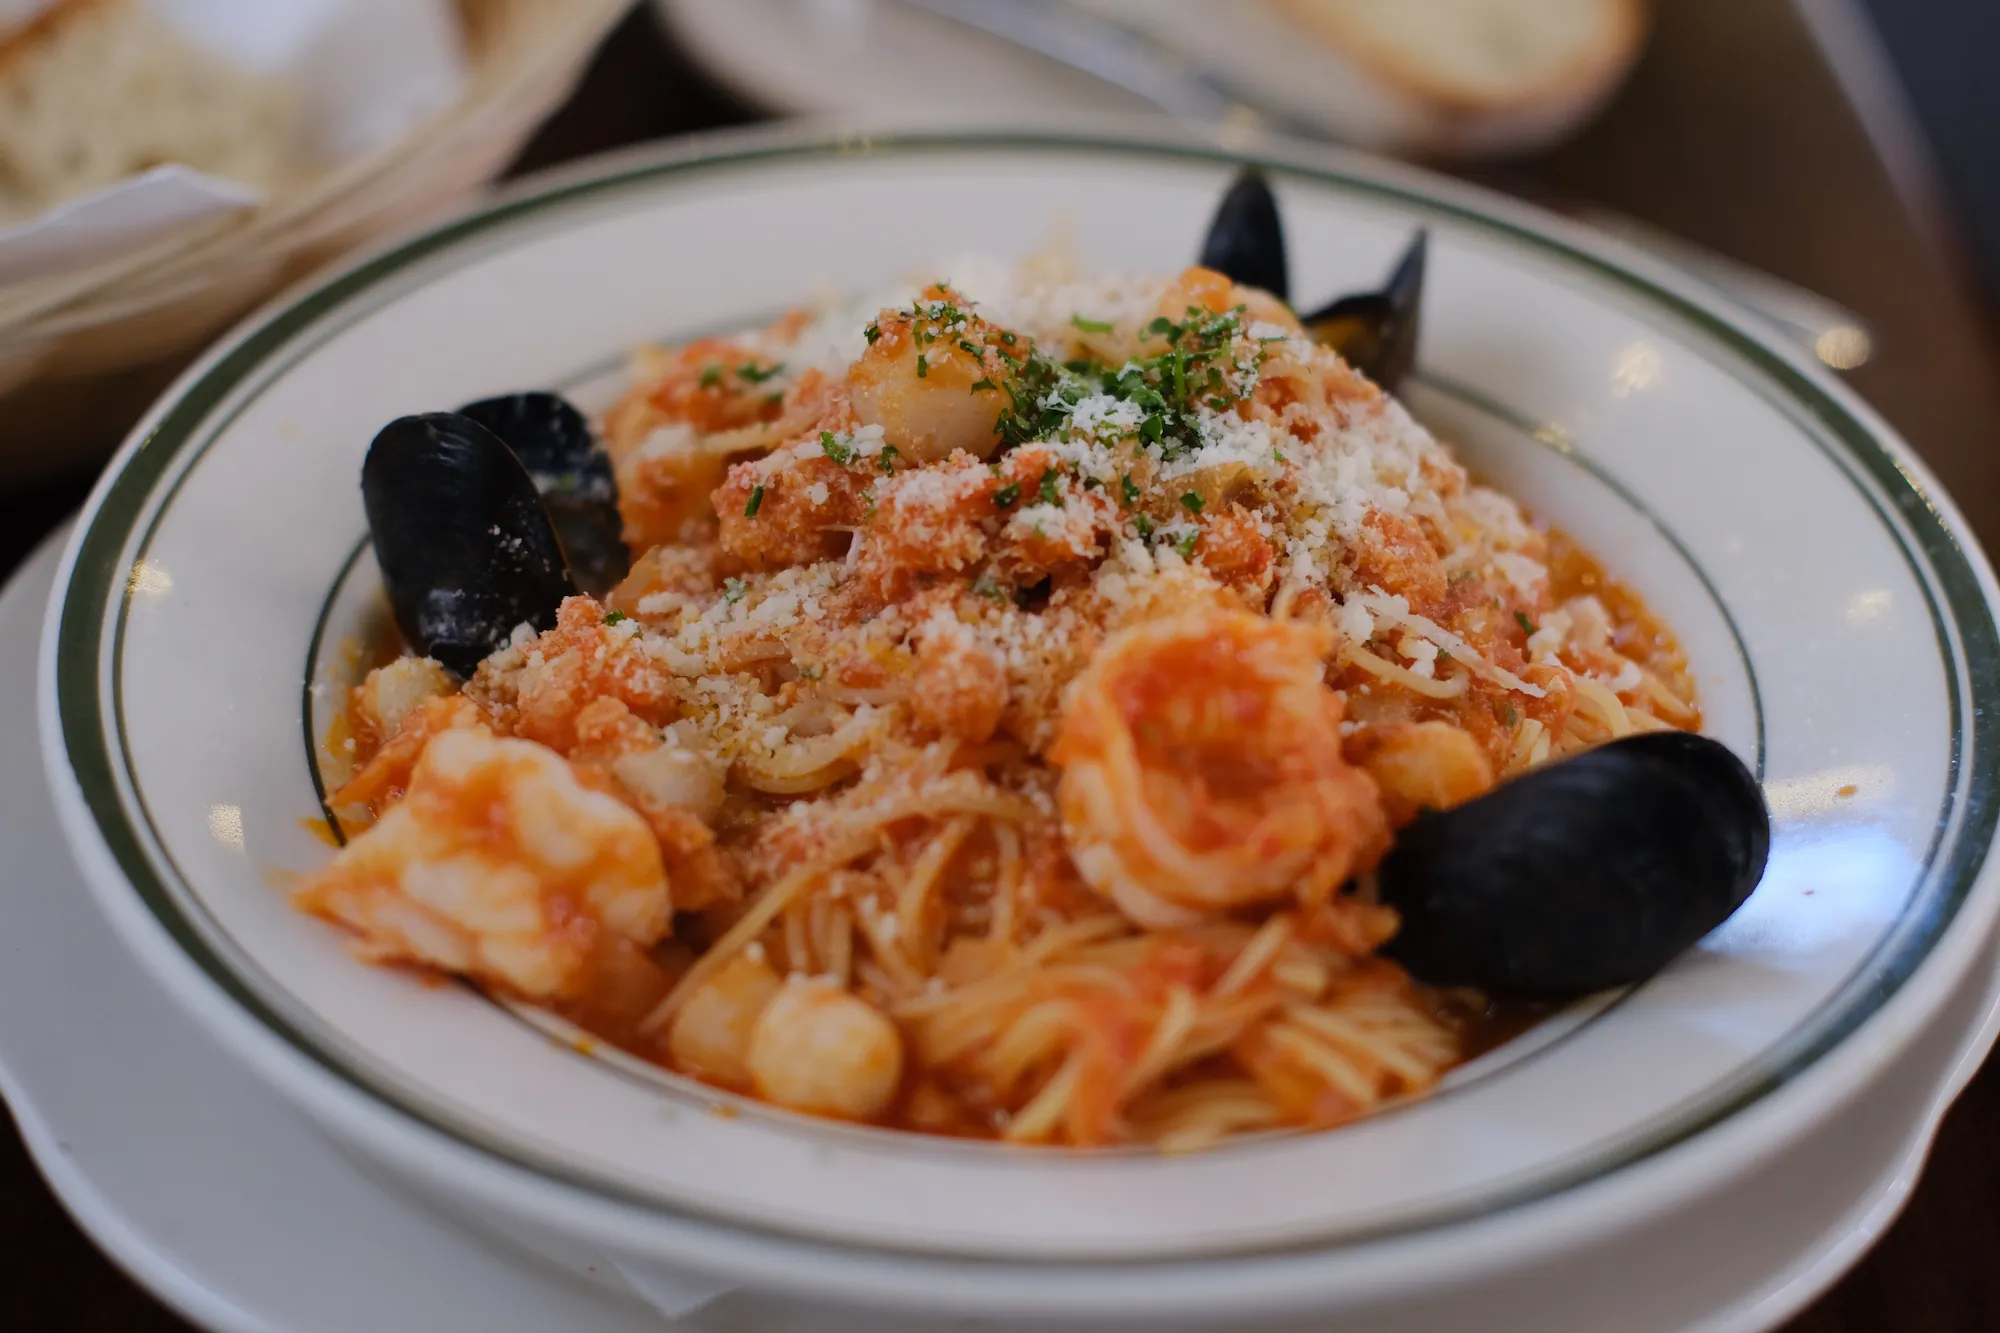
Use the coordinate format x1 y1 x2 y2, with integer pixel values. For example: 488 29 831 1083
1271 0 1650 114
0 0 299 224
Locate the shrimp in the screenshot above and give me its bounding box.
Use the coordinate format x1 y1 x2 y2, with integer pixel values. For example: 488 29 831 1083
332 692 487 816
1346 720 1495 827
294 727 671 1000
1051 608 1390 930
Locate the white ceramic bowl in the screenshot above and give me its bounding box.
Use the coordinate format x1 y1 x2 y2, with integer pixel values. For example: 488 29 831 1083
39 122 2000 1329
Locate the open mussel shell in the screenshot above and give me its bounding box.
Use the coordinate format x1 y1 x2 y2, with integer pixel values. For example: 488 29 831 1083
1199 165 1291 304
459 391 629 596
362 412 577 678
1301 230 1426 392
1196 167 1427 391
1377 732 1770 999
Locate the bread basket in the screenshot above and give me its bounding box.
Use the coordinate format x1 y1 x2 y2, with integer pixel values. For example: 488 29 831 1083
0 0 633 487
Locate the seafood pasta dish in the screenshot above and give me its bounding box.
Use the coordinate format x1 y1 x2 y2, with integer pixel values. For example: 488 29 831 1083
298 173 1767 1150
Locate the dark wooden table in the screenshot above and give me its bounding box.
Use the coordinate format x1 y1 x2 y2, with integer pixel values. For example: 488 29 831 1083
5 2 1998 1328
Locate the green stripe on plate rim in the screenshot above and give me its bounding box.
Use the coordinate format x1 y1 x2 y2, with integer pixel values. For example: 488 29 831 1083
53 128 2000 1258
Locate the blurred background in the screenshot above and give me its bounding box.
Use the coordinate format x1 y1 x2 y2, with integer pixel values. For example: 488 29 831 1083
2 1 1998 1329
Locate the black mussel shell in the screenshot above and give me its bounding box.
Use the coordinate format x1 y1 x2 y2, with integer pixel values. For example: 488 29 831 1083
1376 732 1769 999
459 391 629 596
1301 229 1426 392
1199 166 1290 304
362 412 577 677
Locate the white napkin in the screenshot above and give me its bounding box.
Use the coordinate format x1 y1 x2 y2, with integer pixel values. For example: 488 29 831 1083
0 0 468 289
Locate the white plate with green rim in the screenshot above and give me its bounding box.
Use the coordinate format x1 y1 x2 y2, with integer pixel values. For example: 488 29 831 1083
10 519 2000 1333
37 120 2000 1327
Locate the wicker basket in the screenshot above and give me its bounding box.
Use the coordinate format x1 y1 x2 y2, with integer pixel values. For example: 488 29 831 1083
0 0 634 486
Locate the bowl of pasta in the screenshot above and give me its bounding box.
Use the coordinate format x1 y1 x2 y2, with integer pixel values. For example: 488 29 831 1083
39 122 2000 1330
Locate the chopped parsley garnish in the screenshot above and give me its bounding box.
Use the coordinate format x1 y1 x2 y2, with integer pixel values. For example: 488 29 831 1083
993 345 1072 449
737 361 782 383
1038 468 1063 505
864 322 881 345
1514 611 1536 635
1273 449 1287 464
723 577 746 604
1174 530 1199 558
972 570 1007 601
699 365 723 388
1119 473 1140 508
1082 475 1102 490
744 485 765 518
820 430 853 465
957 338 981 356
915 353 929 379
970 376 998 394
972 304 1256 462
602 610 629 625
1502 703 1518 727
877 444 900 472
1179 491 1204 515
1070 314 1114 334
1134 514 1154 541
993 481 1022 509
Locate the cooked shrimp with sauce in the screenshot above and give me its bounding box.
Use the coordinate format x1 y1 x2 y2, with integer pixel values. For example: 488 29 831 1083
297 174 1769 1150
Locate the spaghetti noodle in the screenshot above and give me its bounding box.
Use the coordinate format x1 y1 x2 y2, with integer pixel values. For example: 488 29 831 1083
295 258 1698 1148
